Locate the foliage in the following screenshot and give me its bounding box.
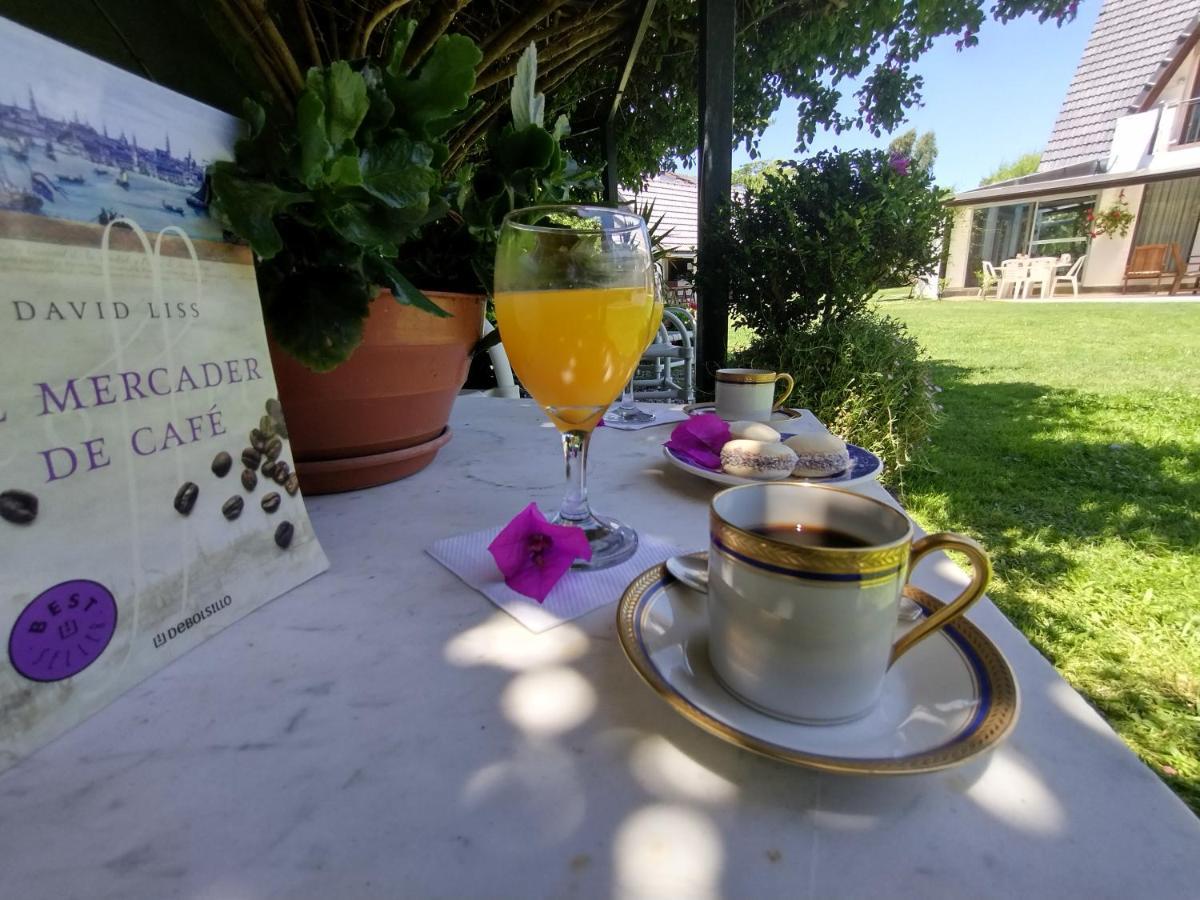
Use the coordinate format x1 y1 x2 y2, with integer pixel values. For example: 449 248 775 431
974 267 998 296
399 45 597 294
210 24 481 370
713 149 946 337
980 151 1042 185
887 128 938 176
889 299 1200 815
210 2 1080 188
557 0 1080 183
730 309 939 487
732 159 796 192
1086 190 1135 239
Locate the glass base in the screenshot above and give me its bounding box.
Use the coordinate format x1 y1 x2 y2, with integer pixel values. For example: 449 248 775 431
604 404 656 424
552 509 638 569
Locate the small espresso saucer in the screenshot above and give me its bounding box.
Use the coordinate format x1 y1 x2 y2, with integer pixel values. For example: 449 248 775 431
682 402 803 420
616 564 1019 775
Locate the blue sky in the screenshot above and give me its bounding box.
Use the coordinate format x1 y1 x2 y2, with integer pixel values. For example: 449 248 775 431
729 0 1102 191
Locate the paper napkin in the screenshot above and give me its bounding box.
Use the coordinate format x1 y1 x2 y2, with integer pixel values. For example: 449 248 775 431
602 407 690 431
428 527 683 632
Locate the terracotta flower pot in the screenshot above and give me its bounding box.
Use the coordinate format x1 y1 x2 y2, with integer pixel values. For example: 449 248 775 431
268 290 485 494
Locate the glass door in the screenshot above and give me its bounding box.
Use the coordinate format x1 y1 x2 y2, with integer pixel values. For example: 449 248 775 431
1028 195 1095 261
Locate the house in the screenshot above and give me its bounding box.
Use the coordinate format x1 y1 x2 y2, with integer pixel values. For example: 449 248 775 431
944 0 1200 293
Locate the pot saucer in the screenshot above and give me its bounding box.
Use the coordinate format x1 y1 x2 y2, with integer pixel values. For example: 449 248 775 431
682 402 803 420
616 563 1019 775
294 427 453 494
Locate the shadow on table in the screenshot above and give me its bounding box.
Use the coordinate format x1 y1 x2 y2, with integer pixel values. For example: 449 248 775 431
901 361 1200 814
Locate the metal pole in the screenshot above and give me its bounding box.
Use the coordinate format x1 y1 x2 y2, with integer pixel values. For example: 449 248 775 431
696 0 735 398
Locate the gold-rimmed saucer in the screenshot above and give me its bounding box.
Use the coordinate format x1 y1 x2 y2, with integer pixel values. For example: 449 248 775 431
616 563 1019 775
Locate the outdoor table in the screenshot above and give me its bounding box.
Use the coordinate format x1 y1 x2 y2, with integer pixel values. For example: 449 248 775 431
2 395 1198 899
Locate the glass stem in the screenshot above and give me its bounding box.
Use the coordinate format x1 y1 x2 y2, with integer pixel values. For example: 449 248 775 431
558 429 592 523
618 377 637 410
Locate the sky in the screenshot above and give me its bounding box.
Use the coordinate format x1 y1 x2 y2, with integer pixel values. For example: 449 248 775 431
729 0 1103 191
0 17 238 166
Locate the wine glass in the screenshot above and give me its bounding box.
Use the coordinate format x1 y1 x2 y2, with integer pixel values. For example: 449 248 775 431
605 262 667 424
494 205 656 569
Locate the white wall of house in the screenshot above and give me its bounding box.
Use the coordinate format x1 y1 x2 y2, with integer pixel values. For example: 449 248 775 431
1083 183 1143 286
945 208 972 288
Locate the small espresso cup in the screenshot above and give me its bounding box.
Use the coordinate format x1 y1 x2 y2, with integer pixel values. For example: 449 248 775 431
714 369 794 422
707 482 991 724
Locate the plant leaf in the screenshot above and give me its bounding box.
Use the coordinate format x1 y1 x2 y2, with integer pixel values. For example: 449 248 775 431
511 43 543 129
552 113 569 142
363 255 451 317
389 34 481 138
305 61 369 148
296 90 333 187
360 136 436 209
326 153 363 188
495 125 555 176
209 162 309 259
259 261 373 372
384 19 419 79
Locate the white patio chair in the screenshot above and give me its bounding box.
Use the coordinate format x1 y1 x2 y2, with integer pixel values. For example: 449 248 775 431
997 259 1028 299
1021 259 1056 298
979 260 1000 298
1053 255 1086 297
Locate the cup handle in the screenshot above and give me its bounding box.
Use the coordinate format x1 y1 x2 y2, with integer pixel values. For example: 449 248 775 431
771 373 795 411
888 533 991 667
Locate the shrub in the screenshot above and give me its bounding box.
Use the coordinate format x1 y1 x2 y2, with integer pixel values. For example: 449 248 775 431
713 149 946 336
730 309 939 491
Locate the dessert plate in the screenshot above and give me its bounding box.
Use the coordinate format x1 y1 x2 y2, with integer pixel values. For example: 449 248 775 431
662 440 883 488
617 563 1019 775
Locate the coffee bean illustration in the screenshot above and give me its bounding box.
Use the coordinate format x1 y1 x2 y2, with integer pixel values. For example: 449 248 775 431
261 459 277 479
0 489 38 525
241 447 261 470
174 482 199 516
250 428 267 452
265 436 283 460
273 462 290 485
222 496 244 521
259 414 276 437
241 468 258 492
284 473 299 496
261 492 281 514
212 451 232 478
274 520 294 549
266 399 288 439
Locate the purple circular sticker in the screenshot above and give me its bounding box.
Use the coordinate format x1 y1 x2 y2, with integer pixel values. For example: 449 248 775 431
9 580 118 682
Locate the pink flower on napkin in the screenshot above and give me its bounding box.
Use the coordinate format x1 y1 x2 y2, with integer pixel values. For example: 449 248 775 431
488 503 593 602
665 414 730 470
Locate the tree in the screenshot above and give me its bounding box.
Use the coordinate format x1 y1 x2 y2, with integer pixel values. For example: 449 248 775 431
211 2 1079 185
887 128 938 176
732 159 795 192
980 152 1042 185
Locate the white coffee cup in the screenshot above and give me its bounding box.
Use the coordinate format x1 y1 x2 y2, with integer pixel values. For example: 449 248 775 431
714 369 794 422
707 482 990 724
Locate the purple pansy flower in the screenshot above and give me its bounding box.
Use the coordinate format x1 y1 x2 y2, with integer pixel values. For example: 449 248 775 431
889 153 910 176
665 413 731 470
488 503 592 603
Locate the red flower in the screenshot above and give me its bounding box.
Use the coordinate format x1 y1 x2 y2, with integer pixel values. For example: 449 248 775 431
665 413 731 470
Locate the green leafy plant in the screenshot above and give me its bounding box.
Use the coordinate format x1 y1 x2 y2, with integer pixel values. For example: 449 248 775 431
210 23 482 371
399 44 598 295
712 149 947 336
731 309 939 489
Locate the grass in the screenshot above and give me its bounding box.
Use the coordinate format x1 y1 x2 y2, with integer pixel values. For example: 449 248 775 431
884 300 1200 814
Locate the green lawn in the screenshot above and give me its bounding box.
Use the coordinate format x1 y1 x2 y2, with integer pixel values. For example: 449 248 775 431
885 300 1200 814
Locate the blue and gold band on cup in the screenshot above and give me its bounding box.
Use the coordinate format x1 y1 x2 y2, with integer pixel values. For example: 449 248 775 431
709 514 909 586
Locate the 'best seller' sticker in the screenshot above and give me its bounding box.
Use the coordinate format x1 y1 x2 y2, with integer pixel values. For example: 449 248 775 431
8 580 118 682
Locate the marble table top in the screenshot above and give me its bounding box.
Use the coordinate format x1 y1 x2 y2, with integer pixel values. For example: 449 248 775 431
2 395 1198 899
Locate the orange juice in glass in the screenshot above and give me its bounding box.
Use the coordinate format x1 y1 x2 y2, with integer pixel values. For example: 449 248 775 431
494 206 654 569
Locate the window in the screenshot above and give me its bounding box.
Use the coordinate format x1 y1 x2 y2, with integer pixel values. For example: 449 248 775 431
965 203 1033 286
1028 195 1095 260
1130 176 1200 270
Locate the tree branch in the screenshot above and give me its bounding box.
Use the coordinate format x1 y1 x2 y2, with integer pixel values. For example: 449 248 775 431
357 0 415 57
215 0 295 111
240 0 305 95
296 0 323 68
473 12 624 93
444 90 507 171
477 0 573 71
404 0 472 69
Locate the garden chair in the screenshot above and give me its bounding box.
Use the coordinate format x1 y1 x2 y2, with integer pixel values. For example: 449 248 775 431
1021 258 1056 298
1123 244 1172 293
979 260 1000 298
997 259 1028 298
1171 248 1200 295
1053 255 1086 297
634 307 696 404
